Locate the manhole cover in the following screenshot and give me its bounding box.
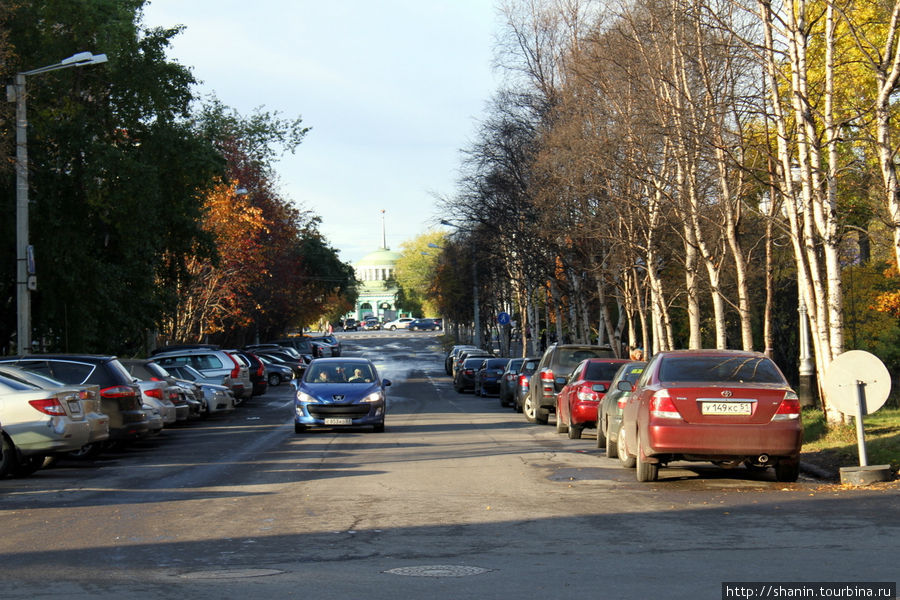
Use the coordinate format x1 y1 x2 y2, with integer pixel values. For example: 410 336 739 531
180 568 283 580
384 565 490 578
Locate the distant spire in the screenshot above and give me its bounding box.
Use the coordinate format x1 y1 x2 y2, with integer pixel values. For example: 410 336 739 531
381 209 387 249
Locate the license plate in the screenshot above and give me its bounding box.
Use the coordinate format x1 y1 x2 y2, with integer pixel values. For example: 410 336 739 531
324 418 352 425
67 400 83 416
700 401 752 415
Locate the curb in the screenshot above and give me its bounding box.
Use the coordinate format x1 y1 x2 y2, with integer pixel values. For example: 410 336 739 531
800 461 838 481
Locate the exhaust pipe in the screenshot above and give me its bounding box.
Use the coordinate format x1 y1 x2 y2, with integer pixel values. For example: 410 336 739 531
758 454 769 464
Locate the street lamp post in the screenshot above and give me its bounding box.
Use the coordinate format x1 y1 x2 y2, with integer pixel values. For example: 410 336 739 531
8 51 107 353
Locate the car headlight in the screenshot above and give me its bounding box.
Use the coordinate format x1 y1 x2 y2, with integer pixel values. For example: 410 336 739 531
361 390 384 403
296 391 315 403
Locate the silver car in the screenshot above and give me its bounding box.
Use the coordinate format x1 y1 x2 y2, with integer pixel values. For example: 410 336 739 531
0 373 92 477
159 364 236 414
152 348 251 404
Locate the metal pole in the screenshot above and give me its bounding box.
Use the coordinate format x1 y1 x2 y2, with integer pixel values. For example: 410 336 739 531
14 73 31 354
798 299 815 407
472 258 480 348
855 381 868 467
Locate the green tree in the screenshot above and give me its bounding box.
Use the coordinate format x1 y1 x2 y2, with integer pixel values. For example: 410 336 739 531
394 231 447 317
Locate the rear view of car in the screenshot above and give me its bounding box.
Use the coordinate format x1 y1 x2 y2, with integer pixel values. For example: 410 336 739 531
617 350 802 482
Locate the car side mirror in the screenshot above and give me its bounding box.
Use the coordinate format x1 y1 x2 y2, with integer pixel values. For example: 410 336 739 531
592 383 607 393
383 378 392 387
617 381 634 392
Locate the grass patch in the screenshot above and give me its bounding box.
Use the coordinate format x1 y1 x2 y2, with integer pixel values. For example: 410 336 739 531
802 408 900 471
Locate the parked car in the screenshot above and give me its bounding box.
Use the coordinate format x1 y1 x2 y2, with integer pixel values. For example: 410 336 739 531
294 358 391 433
384 317 414 330
453 349 491 379
408 318 440 331
269 337 328 358
0 355 150 448
498 358 525 408
617 349 803 482
524 344 615 425
121 359 200 421
152 348 252 403
156 364 236 414
231 350 268 396
311 334 342 357
256 355 294 386
0 372 93 477
474 358 511 397
343 318 359 331
251 349 307 378
361 317 381 331
445 345 478 376
0 365 110 457
596 361 646 456
453 357 489 393
514 357 541 413
555 358 630 439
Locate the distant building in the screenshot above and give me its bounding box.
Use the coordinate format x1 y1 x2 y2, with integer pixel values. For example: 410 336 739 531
350 211 404 321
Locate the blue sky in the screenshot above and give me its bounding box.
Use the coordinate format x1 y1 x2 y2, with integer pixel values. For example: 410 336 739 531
140 1 501 264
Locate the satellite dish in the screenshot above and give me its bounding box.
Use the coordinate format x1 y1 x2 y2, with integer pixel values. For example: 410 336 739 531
822 350 891 415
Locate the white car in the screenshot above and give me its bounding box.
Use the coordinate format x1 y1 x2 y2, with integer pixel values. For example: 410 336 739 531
384 317 415 330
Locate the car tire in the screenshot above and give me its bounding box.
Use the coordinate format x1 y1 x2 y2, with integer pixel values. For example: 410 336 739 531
523 394 538 423
596 415 607 449
373 422 385 433
390 325 397 330
556 403 568 433
474 385 481 397
534 406 549 425
635 433 658 482
499 394 510 408
0 434 16 477
618 424 636 468
774 458 800 482
567 423 582 439
605 422 618 458
268 373 282 386
294 423 306 434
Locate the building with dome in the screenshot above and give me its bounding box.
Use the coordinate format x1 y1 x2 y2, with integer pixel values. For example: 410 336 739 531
350 212 404 321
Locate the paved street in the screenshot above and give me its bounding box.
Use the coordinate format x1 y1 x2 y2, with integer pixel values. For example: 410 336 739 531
1 333 897 599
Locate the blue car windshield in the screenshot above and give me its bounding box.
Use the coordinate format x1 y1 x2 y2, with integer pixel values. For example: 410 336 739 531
306 363 375 384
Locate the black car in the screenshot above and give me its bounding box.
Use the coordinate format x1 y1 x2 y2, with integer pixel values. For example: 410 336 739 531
252 349 307 378
311 334 342 357
344 318 359 331
231 350 268 396
453 357 488 393
0 354 150 446
270 337 327 358
498 357 526 407
474 358 510 397
408 318 440 331
524 344 615 424
445 345 478 376
256 356 294 386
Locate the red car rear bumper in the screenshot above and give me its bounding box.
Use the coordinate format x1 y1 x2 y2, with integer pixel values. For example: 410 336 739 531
646 420 802 457
571 402 599 426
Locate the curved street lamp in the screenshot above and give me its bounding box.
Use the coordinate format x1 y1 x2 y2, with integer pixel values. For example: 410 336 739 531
8 51 108 353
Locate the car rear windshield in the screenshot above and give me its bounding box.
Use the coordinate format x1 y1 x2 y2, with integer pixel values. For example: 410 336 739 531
553 348 614 371
486 359 509 368
584 362 626 380
658 356 786 384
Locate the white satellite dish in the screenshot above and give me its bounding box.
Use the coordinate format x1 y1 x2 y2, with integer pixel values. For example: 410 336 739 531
822 350 891 415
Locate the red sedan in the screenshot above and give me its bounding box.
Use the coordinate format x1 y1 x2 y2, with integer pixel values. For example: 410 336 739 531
617 350 802 482
556 358 629 439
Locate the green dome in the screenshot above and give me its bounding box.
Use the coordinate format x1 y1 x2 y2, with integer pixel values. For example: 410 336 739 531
355 247 401 267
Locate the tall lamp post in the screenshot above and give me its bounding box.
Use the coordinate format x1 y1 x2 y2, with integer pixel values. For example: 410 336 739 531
8 51 107 353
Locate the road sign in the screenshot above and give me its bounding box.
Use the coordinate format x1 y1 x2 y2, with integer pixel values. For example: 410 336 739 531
497 312 511 325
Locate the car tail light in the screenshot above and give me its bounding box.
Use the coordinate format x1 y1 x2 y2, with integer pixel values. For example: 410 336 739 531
465 368 474 375
145 387 164 400
617 396 628 410
29 398 66 416
540 370 554 392
101 385 140 409
227 354 241 379
576 384 599 401
518 374 529 389
650 390 682 420
772 391 801 421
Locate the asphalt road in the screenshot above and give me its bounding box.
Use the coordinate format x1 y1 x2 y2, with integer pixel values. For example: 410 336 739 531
1 332 897 599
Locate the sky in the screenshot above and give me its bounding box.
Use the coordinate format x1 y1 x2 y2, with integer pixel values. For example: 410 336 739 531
140 1 502 265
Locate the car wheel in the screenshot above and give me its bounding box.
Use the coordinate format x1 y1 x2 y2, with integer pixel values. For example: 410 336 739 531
67 442 103 460
294 423 306 434
605 426 618 458
567 423 582 440
635 433 658 482
618 424 636 468
268 373 282 386
534 406 549 425
373 422 385 433
499 394 509 408
11 454 45 478
474 385 481 397
523 394 538 424
390 325 397 330
0 434 16 477
596 415 607 449
774 458 800 482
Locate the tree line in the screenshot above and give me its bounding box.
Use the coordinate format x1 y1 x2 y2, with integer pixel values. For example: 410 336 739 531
0 1 357 356
430 0 900 422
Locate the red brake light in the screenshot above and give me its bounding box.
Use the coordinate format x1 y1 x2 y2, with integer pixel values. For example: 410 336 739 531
617 396 628 409
101 385 137 399
29 398 66 416
145 388 164 400
650 390 682 419
540 370 554 382
576 384 599 402
227 354 241 379
773 392 801 420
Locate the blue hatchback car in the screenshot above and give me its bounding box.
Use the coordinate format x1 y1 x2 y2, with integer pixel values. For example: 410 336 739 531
293 358 391 433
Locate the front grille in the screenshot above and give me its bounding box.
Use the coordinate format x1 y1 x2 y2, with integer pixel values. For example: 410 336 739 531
308 404 371 419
